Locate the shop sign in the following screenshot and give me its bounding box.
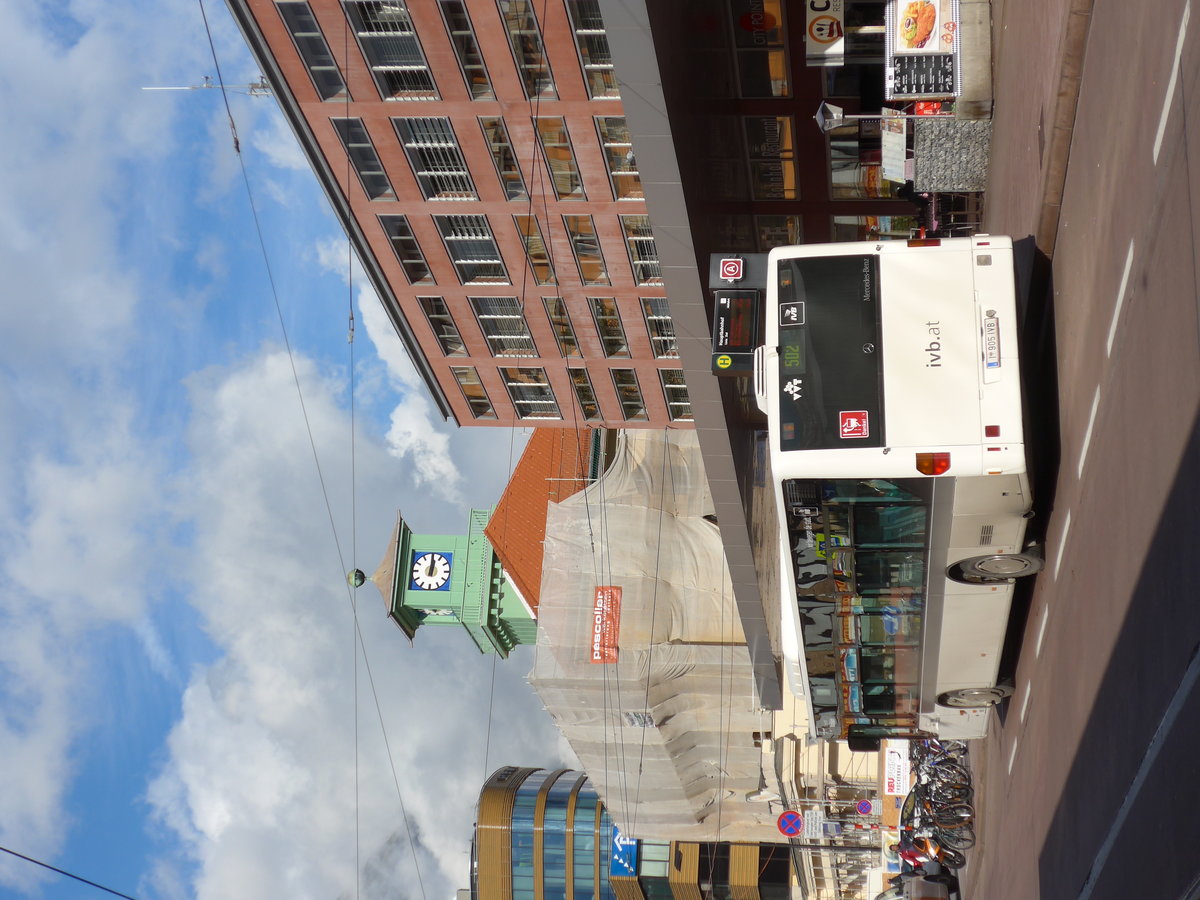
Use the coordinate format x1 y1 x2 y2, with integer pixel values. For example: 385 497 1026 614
590 586 622 664
610 825 638 876
841 682 863 713
885 0 961 99
805 0 845 66
880 110 908 183
884 743 911 794
838 613 858 645
840 647 860 682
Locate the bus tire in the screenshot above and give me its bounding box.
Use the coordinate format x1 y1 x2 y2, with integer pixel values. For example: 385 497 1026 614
948 551 1043 583
937 685 1013 708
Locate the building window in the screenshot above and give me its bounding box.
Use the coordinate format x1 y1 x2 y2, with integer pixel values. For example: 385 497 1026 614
564 0 618 98
393 117 477 200
659 369 692 421
275 2 347 100
619 215 662 286
640 842 672 880
833 215 918 242
569 369 601 420
450 366 496 418
501 367 561 419
588 298 629 358
513 215 555 285
564 215 609 285
611 369 647 421
419 297 465 356
434 215 509 284
379 215 433 283
437 0 492 99
829 123 899 200
470 297 538 357
595 117 642 200
709 214 803 251
729 0 790 98
543 298 580 358
497 0 556 99
536 118 585 200
755 214 803 248
480 118 527 201
744 116 798 200
573 789 600 900
331 118 394 200
343 1 438 100
640 298 678 358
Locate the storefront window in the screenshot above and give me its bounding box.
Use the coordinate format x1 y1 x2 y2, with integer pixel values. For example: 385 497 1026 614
728 0 789 97
833 215 919 241
744 116 797 200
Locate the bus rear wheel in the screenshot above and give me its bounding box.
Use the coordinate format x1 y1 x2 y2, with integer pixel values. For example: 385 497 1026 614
937 685 1013 708
948 551 1043 583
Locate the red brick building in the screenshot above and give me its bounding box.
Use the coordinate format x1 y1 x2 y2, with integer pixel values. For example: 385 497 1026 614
227 0 693 428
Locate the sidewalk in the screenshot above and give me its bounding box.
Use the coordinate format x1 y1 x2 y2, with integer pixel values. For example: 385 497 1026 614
984 0 1096 255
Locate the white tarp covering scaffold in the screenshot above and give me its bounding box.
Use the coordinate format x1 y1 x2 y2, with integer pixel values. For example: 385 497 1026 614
528 430 785 841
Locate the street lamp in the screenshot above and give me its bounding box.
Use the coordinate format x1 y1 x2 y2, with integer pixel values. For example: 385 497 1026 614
813 101 924 133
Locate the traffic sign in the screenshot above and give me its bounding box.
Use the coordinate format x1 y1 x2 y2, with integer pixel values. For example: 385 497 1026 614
777 810 803 837
856 799 875 816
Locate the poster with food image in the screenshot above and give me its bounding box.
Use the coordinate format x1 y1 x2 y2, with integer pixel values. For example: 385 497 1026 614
890 0 958 55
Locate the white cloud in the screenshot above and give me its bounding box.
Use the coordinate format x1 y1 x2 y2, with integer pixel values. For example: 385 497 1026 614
148 349 570 900
0 4 552 898
0 4 210 888
358 287 468 506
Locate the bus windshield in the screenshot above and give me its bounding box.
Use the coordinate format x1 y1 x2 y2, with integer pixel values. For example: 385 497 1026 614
776 254 883 451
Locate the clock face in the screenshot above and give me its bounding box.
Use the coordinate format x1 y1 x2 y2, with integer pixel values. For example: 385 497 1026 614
410 551 452 591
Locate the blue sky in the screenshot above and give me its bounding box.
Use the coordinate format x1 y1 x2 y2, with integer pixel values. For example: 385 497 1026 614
0 2 568 898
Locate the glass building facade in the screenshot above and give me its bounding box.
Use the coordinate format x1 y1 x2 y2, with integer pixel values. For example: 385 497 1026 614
472 767 792 900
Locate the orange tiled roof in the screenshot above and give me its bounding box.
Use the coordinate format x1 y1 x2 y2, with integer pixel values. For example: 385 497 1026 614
485 428 596 614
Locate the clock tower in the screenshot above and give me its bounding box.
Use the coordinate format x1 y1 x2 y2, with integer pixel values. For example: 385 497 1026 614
369 508 536 657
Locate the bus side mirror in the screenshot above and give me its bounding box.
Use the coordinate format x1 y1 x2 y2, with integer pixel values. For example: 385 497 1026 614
846 726 882 753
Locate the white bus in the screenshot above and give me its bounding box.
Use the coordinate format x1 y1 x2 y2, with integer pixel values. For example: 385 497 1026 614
751 236 1040 748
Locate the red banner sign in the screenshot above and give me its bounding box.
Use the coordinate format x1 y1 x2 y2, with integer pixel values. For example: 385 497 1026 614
590 586 622 663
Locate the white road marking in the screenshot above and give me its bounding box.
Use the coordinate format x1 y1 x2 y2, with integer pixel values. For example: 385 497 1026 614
1019 679 1033 723
1153 1 1191 164
1076 642 1200 900
1035 601 1052 659
1007 737 1020 775
1106 240 1135 356
1052 511 1071 582
1077 387 1102 479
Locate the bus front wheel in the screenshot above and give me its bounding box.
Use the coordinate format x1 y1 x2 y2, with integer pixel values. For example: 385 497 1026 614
937 685 1013 708
948 551 1043 583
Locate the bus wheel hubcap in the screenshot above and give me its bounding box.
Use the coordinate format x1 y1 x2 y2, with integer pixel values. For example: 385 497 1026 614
975 555 1032 576
942 688 1008 707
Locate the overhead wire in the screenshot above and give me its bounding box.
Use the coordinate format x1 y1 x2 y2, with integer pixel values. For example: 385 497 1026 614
630 429 670 837
0 844 139 900
194 1 425 896
342 10 361 899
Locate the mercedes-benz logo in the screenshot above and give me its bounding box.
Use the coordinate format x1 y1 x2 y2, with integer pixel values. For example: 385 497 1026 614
862 342 876 354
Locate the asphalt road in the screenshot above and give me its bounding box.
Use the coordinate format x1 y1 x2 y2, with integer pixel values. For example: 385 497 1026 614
964 0 1200 897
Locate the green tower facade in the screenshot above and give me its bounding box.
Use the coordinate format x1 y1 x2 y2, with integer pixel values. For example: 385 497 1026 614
372 509 536 657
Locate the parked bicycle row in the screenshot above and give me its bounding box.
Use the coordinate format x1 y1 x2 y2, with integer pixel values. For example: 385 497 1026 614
894 738 976 870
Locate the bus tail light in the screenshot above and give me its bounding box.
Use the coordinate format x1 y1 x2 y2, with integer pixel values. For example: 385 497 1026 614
907 238 942 248
985 425 1000 437
916 452 951 475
